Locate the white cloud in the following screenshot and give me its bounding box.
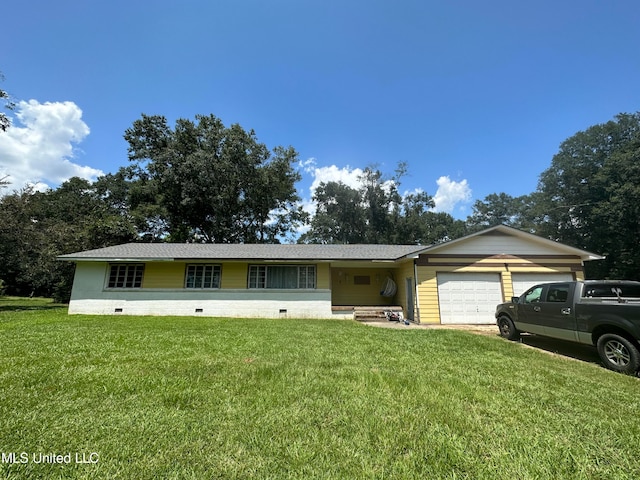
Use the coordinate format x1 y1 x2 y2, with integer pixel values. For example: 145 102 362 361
298 157 317 175
307 161 364 195
297 160 365 215
0 100 102 193
432 176 472 214
294 160 367 237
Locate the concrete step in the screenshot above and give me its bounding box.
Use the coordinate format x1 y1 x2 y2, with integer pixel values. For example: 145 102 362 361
353 306 403 322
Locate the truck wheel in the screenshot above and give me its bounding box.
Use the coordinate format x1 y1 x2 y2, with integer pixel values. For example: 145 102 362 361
498 316 519 340
596 334 640 375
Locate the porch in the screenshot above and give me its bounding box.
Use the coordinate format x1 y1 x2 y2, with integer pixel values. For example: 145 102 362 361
328 263 416 322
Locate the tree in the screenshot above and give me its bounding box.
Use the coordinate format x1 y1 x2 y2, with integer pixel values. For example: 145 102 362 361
466 192 538 232
300 163 466 245
300 181 367 244
94 169 169 242
536 112 640 278
1 72 15 193
300 165 404 244
397 192 467 245
123 114 304 243
0 178 138 301
0 187 34 296
359 167 402 243
0 71 14 132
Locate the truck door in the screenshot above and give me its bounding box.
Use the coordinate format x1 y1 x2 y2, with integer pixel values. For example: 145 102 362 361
538 283 579 341
516 284 547 335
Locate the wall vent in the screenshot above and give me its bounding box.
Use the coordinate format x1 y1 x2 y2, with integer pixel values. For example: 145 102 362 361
195 308 203 313
114 308 123 313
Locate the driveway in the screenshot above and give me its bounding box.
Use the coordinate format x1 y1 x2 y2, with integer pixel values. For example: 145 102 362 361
517 334 601 366
363 320 603 368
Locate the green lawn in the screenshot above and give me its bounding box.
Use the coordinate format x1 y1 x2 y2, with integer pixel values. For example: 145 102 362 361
1 299 639 479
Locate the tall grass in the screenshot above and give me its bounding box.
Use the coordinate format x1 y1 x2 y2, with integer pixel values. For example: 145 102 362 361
1 303 638 479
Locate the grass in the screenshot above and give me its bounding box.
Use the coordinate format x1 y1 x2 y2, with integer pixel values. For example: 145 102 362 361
0 296 66 311
1 299 639 479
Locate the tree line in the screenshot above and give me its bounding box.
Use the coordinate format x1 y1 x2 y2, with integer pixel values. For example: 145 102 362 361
1 110 639 301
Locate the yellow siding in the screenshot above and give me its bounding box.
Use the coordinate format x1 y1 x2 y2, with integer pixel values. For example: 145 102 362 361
501 270 513 300
142 261 329 290
316 263 330 289
331 268 398 306
143 262 185 288
416 269 440 324
221 263 247 289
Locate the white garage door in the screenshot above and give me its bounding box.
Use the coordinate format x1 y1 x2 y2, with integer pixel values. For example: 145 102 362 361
511 273 574 298
437 273 503 324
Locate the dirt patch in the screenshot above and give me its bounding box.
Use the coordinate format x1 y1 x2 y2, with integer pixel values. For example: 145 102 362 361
361 320 498 336
424 324 499 336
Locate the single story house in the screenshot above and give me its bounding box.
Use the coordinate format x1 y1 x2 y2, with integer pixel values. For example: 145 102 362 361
58 225 603 324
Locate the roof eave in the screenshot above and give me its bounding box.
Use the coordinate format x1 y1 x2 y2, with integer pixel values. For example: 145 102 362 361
419 225 605 261
58 255 419 263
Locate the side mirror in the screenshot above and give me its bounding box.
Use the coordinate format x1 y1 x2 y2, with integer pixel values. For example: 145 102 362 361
511 296 520 304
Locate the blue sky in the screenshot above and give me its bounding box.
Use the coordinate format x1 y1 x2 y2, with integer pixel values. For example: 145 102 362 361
1 0 639 219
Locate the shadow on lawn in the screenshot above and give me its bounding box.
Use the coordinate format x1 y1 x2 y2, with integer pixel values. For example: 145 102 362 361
0 304 67 312
518 334 602 367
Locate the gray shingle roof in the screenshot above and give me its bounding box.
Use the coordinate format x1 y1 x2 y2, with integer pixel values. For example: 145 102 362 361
58 243 429 262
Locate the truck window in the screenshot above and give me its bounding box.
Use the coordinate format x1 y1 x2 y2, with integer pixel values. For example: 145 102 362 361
584 284 640 298
523 286 544 304
584 285 617 297
620 285 640 297
545 284 569 303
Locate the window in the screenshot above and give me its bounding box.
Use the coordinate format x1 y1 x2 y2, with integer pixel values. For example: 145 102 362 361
298 265 315 289
584 284 640 298
185 264 221 289
546 284 569 303
523 286 543 304
108 264 144 288
248 265 316 289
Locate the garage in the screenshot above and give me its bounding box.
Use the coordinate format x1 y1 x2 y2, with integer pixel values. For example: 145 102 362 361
511 273 574 298
437 273 503 324
413 226 604 324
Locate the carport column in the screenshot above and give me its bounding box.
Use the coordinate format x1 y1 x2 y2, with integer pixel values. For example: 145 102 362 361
500 268 513 302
